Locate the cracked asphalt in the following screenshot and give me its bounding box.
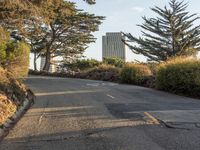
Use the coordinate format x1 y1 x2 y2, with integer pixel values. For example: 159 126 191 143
1 76 200 150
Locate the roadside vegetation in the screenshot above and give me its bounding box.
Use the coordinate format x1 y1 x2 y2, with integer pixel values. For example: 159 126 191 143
81 64 120 82
29 56 200 98
120 63 152 85
0 27 31 125
156 57 200 97
63 59 101 71
103 57 125 68
0 65 33 125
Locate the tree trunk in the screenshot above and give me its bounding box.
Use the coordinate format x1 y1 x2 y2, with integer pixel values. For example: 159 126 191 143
33 52 38 71
43 51 51 71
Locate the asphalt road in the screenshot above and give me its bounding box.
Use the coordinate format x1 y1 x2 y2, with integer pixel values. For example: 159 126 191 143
1 76 200 150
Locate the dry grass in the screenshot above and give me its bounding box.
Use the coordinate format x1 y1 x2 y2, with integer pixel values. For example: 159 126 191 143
0 67 10 85
0 67 17 125
120 63 152 84
159 56 197 67
82 64 121 82
0 93 17 125
0 66 28 125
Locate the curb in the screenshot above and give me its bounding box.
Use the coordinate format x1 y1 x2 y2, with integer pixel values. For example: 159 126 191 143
0 96 34 141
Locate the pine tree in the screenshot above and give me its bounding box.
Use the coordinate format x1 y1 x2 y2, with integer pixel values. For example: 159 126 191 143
123 0 200 61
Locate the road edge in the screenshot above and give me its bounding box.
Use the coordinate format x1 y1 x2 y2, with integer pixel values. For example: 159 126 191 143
0 91 35 141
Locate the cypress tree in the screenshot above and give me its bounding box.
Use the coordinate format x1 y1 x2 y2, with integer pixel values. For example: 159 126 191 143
123 0 200 61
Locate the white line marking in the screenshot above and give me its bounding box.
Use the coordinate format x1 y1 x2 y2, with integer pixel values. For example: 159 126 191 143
35 89 102 96
107 94 115 99
86 83 99 87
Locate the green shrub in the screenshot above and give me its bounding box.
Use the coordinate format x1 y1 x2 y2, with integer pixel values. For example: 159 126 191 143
103 57 125 68
156 57 200 97
66 59 100 71
0 27 30 78
121 63 152 84
6 42 30 78
83 64 120 82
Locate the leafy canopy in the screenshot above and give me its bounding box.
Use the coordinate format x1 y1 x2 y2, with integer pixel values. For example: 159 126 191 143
28 1 104 71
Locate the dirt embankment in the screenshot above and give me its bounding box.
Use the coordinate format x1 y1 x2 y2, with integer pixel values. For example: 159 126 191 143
0 67 34 126
0 94 17 125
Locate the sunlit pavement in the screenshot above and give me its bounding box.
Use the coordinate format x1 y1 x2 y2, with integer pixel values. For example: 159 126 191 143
1 76 200 150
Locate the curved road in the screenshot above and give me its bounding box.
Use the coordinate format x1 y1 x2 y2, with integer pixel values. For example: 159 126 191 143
1 76 200 150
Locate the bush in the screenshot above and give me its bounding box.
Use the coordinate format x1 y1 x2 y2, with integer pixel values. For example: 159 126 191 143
65 59 100 71
121 63 152 85
83 64 120 82
103 57 125 68
156 57 200 97
0 27 30 78
147 62 159 76
6 42 30 78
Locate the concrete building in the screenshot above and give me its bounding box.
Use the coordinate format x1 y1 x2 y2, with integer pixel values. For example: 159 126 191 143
102 32 126 61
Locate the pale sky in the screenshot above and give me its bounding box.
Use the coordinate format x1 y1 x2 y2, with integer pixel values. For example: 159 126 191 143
30 0 200 69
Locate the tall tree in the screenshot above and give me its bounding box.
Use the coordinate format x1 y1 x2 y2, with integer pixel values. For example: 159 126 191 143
123 0 200 61
0 0 39 34
0 0 103 71
0 0 95 33
29 1 103 71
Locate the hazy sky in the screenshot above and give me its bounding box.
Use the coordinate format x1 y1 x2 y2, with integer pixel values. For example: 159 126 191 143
69 0 200 62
